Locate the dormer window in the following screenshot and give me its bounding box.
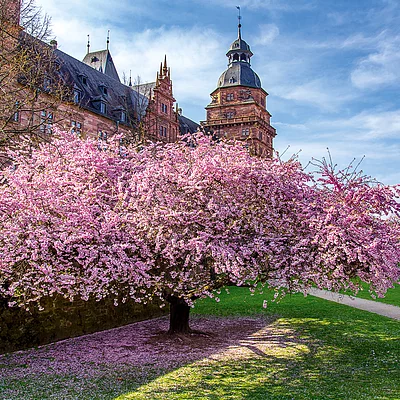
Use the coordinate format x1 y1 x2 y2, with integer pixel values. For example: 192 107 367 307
73 89 81 104
100 102 107 114
99 86 108 96
79 75 88 85
120 110 127 123
229 77 236 84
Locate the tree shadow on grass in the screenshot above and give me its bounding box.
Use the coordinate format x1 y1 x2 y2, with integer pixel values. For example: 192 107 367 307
0 315 282 399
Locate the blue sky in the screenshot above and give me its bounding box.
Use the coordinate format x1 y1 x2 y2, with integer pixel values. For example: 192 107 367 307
35 0 400 184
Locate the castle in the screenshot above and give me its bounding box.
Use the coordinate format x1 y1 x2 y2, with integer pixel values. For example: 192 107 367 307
1 0 275 156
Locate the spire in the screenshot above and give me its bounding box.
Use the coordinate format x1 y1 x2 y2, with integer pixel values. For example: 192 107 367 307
236 6 242 39
106 30 110 50
159 62 163 77
163 54 168 75
87 34 90 54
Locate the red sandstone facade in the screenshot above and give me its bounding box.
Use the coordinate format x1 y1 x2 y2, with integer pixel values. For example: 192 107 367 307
144 57 180 143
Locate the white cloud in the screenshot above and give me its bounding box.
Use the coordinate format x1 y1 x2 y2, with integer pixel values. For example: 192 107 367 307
203 0 315 11
351 36 400 89
112 26 225 104
277 79 356 112
252 24 279 46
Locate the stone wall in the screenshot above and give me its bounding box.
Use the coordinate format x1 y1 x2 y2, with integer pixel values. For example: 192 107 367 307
0 295 166 354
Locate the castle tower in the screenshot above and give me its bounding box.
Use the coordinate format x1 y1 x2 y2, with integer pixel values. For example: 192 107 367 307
202 17 276 157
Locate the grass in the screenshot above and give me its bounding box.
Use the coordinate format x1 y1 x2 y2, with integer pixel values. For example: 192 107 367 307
116 287 400 400
1 287 399 399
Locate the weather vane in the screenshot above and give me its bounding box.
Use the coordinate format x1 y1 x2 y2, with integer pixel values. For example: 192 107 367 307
236 6 242 38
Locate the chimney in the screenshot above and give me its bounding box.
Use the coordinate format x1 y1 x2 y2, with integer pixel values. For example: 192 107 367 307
50 40 58 50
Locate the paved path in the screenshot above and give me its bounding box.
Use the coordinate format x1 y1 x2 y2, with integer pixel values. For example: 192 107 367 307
309 288 400 321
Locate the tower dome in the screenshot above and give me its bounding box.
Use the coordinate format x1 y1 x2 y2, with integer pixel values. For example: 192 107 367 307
217 20 261 89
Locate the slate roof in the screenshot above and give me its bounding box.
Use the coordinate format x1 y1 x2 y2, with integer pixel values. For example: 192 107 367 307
178 114 200 135
82 50 120 82
217 62 262 89
227 37 252 54
55 48 147 125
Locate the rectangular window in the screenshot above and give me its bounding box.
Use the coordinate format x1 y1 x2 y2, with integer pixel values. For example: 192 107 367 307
161 103 168 113
71 120 82 136
40 110 53 134
242 128 249 136
13 101 20 122
159 126 167 137
259 131 263 140
98 131 108 150
100 102 106 114
226 93 234 101
226 112 234 119
121 111 127 123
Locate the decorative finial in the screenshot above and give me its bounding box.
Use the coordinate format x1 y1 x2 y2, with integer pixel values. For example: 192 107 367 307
156 71 160 86
106 30 110 50
236 6 242 39
163 54 168 74
129 70 132 87
87 34 90 54
159 62 163 77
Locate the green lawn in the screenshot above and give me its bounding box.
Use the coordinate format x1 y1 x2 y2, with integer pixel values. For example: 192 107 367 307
1 287 399 400
117 287 400 400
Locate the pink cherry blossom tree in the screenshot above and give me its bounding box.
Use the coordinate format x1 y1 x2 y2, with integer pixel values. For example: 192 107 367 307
0 131 399 334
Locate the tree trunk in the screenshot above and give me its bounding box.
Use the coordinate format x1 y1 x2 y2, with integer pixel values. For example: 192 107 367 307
167 296 191 334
